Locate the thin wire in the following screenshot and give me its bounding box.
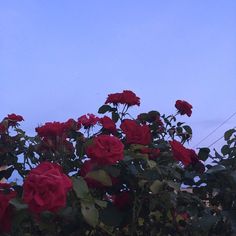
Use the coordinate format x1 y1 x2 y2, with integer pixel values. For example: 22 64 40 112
194 111 236 148
208 126 236 148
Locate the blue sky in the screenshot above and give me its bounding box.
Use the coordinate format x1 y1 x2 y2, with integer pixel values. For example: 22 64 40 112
1 1 236 150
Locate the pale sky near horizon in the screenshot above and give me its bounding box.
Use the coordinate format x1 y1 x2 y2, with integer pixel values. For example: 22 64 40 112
1 1 236 151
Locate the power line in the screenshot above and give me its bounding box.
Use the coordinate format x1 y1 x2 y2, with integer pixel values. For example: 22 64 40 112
194 111 236 148
207 126 236 148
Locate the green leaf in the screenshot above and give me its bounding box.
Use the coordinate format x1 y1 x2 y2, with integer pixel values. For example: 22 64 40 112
112 112 119 122
95 199 108 208
198 148 210 161
150 180 163 194
147 160 157 168
10 198 28 210
98 105 111 114
86 170 112 186
72 177 90 199
177 122 185 127
81 201 99 227
164 180 180 190
221 144 230 155
224 128 235 141
103 166 120 177
182 125 192 134
206 165 225 174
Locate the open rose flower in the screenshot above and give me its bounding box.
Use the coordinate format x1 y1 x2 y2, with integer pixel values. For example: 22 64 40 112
36 122 67 138
23 162 72 214
78 114 100 129
99 116 117 133
36 119 79 139
120 119 151 145
169 140 205 173
105 90 140 106
0 183 17 233
175 100 192 117
5 113 24 127
86 135 124 165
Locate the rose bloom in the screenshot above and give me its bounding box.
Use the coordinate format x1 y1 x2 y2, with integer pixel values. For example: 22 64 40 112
23 162 72 214
169 140 205 172
36 122 67 138
78 114 100 129
86 135 124 165
175 100 193 117
0 183 17 233
120 119 151 145
5 113 24 127
99 116 117 133
64 118 80 131
105 90 140 106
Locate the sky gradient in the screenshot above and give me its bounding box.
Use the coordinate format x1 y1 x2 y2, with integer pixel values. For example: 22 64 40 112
1 1 236 150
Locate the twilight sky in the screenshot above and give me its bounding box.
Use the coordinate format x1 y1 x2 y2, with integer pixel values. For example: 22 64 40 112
1 1 236 150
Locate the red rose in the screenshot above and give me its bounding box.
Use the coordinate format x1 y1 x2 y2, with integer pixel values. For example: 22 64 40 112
64 118 80 131
0 183 17 233
169 140 204 171
86 135 124 165
6 113 24 127
36 122 67 138
140 147 161 159
99 116 116 133
105 90 140 106
120 119 151 145
23 162 72 214
78 114 100 129
120 90 140 106
105 93 123 105
175 100 192 117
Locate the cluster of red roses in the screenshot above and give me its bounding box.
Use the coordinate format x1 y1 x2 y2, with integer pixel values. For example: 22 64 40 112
0 114 24 133
0 90 201 234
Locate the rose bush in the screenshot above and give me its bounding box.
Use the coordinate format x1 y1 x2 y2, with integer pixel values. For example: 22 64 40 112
0 90 234 235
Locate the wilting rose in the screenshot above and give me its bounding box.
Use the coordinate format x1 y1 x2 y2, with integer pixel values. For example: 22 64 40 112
23 162 72 214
